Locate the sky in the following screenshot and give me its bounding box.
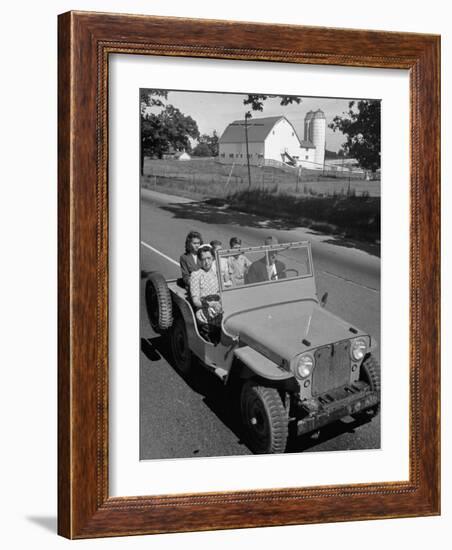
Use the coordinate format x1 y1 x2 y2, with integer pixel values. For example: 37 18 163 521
143 90 364 152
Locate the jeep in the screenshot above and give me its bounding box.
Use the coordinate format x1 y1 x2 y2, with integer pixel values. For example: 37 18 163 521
145 241 380 454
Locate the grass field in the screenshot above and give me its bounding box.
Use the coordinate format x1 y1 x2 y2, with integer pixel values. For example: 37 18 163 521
142 158 381 199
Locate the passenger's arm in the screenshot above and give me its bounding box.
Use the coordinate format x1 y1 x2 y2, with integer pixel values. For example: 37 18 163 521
221 258 231 284
190 272 203 310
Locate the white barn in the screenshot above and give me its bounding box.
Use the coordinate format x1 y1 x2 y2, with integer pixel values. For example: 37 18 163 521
218 114 324 169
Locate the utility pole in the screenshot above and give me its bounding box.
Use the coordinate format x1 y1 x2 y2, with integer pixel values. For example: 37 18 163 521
244 112 252 190
229 112 263 191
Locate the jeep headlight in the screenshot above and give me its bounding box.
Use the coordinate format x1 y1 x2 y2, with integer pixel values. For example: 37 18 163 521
296 354 314 379
351 338 367 361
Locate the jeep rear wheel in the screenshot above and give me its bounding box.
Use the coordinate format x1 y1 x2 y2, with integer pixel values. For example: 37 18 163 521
240 381 288 454
145 272 173 333
170 316 192 375
354 354 381 420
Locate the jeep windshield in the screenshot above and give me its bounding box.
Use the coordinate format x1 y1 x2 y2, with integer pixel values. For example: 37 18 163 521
217 241 313 291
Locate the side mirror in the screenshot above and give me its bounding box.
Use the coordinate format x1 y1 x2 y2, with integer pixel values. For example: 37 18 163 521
320 292 328 308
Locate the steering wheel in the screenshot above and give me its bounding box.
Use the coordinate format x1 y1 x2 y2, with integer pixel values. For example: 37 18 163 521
283 268 299 277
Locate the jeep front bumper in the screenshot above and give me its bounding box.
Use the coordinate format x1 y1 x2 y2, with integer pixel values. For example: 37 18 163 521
296 381 379 436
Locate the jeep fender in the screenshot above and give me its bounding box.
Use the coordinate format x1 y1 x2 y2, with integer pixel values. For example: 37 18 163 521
233 346 294 382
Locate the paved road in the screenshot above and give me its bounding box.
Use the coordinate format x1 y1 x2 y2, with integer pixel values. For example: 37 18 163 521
140 189 381 460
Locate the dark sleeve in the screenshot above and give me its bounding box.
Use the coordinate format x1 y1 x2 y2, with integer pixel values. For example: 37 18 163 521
244 263 253 284
180 254 190 287
245 262 260 284
278 261 287 279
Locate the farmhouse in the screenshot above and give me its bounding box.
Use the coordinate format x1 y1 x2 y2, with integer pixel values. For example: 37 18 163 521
218 110 326 169
162 147 191 160
176 150 191 161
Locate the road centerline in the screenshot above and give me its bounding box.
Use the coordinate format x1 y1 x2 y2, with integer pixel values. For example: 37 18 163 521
141 241 179 267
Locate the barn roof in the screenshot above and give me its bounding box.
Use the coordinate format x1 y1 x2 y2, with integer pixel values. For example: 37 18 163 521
219 115 281 143
219 115 313 147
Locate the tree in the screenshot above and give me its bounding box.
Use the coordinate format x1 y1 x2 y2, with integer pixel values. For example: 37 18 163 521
243 94 302 113
192 131 219 157
140 89 168 112
140 89 167 174
329 100 381 173
140 92 199 173
157 104 199 152
192 142 212 157
206 130 219 157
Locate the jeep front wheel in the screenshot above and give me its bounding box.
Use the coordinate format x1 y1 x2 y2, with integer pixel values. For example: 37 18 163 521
170 317 192 375
240 381 288 454
354 354 381 420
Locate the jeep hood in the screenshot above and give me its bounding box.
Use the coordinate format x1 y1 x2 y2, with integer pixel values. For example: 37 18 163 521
223 300 364 362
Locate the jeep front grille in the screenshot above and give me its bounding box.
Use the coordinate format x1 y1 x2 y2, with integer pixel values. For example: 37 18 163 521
312 341 351 396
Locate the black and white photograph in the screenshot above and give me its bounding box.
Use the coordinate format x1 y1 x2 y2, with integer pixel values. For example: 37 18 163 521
1 0 446 546
140 88 381 459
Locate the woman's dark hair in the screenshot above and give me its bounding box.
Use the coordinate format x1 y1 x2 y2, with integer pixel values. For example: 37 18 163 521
210 239 222 248
229 237 242 248
197 244 214 260
185 231 203 253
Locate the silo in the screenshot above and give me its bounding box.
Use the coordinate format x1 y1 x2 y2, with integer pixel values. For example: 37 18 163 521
311 109 326 168
304 110 314 141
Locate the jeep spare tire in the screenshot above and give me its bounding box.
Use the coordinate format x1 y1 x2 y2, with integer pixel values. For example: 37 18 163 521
145 272 173 332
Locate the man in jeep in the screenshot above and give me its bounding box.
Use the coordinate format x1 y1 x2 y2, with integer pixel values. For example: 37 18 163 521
245 236 287 284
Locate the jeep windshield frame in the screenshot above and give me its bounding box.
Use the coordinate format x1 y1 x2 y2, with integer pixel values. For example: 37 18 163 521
216 241 314 293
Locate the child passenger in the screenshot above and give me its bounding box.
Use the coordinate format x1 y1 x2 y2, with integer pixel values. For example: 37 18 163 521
210 240 231 287
227 237 251 287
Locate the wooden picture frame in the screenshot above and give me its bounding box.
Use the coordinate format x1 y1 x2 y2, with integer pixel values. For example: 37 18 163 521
58 11 440 539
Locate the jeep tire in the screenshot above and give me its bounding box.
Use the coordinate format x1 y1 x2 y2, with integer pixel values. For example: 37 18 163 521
354 354 381 420
240 381 288 454
170 316 193 375
145 272 173 333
